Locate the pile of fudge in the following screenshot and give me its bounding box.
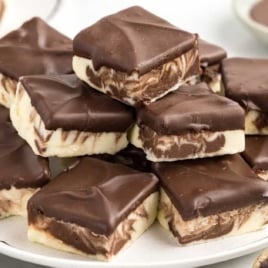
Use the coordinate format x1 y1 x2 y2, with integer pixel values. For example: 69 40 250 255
1 5 268 262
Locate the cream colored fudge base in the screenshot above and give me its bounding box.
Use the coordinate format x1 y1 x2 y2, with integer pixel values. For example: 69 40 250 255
245 110 268 135
0 187 38 219
10 83 129 157
254 249 268 268
28 192 159 261
256 170 268 181
0 73 17 108
73 48 198 106
208 73 222 94
130 124 245 162
158 188 268 245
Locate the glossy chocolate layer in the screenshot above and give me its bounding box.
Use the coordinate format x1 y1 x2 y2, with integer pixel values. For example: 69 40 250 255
199 39 226 66
73 6 197 75
0 122 50 190
222 58 268 112
250 0 268 27
28 157 158 235
137 83 245 135
0 105 9 122
20 74 134 132
242 136 268 171
153 155 268 220
0 17 72 80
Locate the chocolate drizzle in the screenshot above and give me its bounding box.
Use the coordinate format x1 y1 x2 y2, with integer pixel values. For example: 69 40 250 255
73 6 197 75
153 155 268 220
222 58 268 112
0 105 9 122
137 83 245 135
0 123 50 190
0 17 73 80
250 0 268 27
20 74 134 132
28 157 158 235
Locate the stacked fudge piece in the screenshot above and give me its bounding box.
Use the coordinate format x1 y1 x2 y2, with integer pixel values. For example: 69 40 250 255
1 5 268 262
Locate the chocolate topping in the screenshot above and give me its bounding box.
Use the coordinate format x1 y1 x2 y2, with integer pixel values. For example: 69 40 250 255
260 259 268 268
137 83 245 135
0 17 72 80
153 155 268 221
20 74 134 132
242 136 268 171
0 105 9 122
199 39 227 66
250 0 268 27
222 58 268 112
0 122 50 190
28 157 158 235
73 6 197 75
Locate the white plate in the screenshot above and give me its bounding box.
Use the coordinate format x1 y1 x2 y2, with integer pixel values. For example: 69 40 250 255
233 0 268 44
0 0 61 35
0 216 268 268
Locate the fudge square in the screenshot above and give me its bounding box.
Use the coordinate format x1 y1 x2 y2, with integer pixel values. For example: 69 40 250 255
242 136 268 180
10 74 134 157
130 83 245 162
198 39 227 93
222 58 268 134
0 122 50 218
73 6 200 106
0 17 73 108
153 154 268 245
27 157 158 261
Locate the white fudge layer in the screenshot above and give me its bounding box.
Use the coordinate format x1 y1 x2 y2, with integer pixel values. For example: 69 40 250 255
256 171 268 181
245 110 268 135
0 187 38 219
10 83 129 157
28 192 158 261
0 73 17 108
158 188 268 245
130 124 245 162
73 46 199 106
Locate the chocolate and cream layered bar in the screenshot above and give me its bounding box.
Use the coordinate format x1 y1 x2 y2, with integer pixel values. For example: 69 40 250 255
242 136 268 180
198 39 226 93
27 157 158 261
0 122 50 219
73 6 200 106
254 249 268 268
130 83 245 162
10 74 134 157
153 154 268 245
0 17 72 108
222 58 268 134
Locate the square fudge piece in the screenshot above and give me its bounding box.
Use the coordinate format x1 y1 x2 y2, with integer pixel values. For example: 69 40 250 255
153 154 268 245
27 157 159 261
0 17 73 108
242 136 268 180
198 39 226 93
10 74 134 157
222 58 268 134
73 6 200 106
0 122 50 218
130 83 245 162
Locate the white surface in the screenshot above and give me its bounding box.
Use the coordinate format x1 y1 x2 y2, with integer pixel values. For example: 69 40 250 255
233 0 268 45
1 0 268 268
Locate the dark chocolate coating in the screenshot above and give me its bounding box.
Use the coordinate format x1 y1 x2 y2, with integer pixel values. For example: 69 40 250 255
250 0 268 27
242 136 268 171
20 74 134 132
0 17 72 80
153 155 268 221
0 105 9 122
73 6 197 75
28 157 158 235
0 122 50 190
260 258 268 268
222 58 268 112
137 83 245 135
199 39 227 66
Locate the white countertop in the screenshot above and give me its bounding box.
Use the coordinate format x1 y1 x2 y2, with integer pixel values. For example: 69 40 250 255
1 0 268 267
